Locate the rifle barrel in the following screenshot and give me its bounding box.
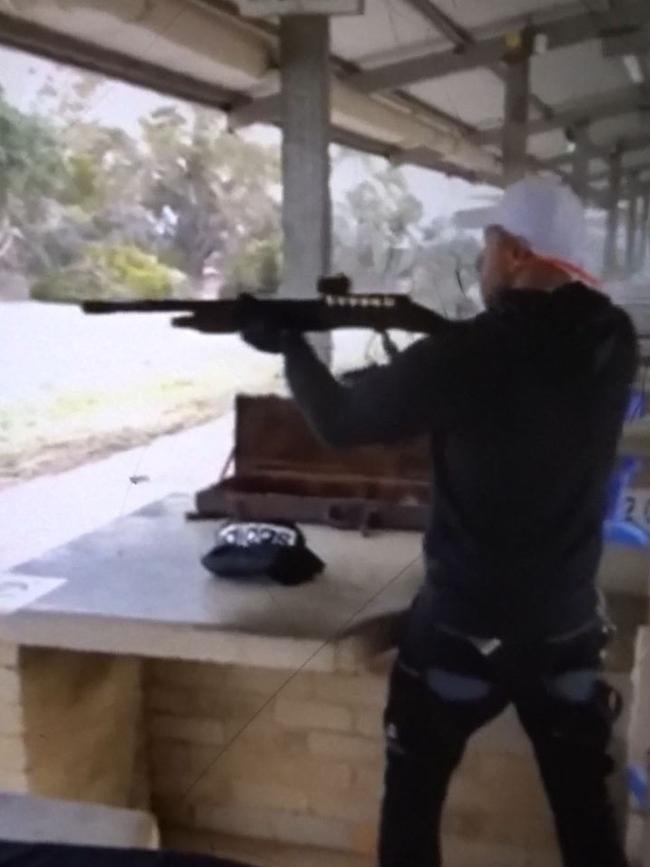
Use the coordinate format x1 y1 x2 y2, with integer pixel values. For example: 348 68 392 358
82 296 449 335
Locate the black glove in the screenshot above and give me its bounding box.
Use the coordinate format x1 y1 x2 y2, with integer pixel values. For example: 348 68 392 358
241 320 306 354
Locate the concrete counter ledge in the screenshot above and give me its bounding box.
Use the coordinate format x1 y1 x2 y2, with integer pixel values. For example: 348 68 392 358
1 494 422 671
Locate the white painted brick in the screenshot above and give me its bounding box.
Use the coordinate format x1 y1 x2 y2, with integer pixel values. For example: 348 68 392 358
150 660 216 687
442 836 561 867
151 741 219 779
163 828 375 867
354 766 384 794
223 666 290 696
147 685 267 723
335 643 367 675
0 703 22 738
151 716 225 746
271 810 356 851
231 780 309 813
152 662 288 698
309 788 379 823
471 708 533 756
0 669 21 705
191 804 275 839
193 803 356 851
205 750 354 794
311 674 387 708
629 628 650 765
282 672 388 708
308 732 381 763
0 736 26 774
274 698 352 732
0 770 28 793
276 675 314 700
0 643 18 669
237 638 336 673
354 709 383 739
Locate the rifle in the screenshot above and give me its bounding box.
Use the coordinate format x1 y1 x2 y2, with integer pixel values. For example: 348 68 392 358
81 276 452 337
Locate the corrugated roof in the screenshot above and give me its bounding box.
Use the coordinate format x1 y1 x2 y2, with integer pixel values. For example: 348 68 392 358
0 0 648 192
406 70 506 129
531 40 629 105
331 0 438 62
423 0 576 31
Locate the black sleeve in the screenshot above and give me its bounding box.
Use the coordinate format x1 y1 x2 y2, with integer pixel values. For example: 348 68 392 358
283 331 464 447
597 306 639 388
618 308 640 386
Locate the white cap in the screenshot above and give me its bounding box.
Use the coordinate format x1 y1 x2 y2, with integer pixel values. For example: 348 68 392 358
484 175 598 285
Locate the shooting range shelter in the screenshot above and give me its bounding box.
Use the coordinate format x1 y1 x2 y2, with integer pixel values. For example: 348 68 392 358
1 1 650 865
3 1 650 282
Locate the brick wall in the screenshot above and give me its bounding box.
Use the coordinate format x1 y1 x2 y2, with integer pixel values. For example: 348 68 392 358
145 590 644 865
626 627 650 866
144 658 560 862
147 660 385 856
0 641 28 794
0 587 642 864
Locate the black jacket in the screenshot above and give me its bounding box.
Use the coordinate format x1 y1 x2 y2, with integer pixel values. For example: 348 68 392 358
284 283 638 643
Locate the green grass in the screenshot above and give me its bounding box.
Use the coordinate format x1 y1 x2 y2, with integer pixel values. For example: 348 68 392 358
0 363 281 487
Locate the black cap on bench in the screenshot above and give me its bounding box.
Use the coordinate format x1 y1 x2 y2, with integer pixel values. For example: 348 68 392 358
201 521 324 586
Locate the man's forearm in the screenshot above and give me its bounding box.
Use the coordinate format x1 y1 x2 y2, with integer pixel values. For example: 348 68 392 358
281 326 448 447
283 336 353 446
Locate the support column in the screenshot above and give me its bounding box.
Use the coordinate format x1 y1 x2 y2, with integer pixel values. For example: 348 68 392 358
604 147 623 277
626 175 640 277
502 33 532 185
570 123 590 203
638 190 650 273
280 16 331 300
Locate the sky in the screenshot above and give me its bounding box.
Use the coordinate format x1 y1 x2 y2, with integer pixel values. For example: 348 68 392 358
0 43 494 224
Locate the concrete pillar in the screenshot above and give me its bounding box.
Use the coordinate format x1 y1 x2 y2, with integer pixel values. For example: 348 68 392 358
626 177 640 277
570 123 590 203
604 148 623 277
502 37 532 185
280 16 331 298
639 190 650 272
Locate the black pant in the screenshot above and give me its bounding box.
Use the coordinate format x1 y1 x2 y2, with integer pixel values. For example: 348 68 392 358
379 624 627 867
0 841 251 866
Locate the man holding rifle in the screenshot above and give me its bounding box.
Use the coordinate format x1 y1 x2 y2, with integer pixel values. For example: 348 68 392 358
242 176 637 867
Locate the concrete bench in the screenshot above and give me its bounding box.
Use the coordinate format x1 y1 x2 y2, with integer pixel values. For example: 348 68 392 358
0 792 159 850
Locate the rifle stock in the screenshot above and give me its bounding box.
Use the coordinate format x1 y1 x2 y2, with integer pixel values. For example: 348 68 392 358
82 293 450 336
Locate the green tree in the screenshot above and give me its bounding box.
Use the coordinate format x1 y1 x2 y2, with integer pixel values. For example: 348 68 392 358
333 162 423 291
1 71 284 302
31 242 185 302
225 233 282 295
412 232 481 316
0 90 66 211
59 125 143 211
140 105 281 283
0 91 59 203
0 88 70 284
